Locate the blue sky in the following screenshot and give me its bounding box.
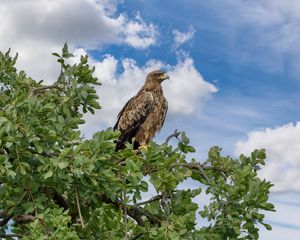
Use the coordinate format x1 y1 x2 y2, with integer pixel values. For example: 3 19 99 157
1 0 300 238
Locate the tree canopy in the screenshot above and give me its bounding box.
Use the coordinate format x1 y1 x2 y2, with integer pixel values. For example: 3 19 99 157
0 45 275 239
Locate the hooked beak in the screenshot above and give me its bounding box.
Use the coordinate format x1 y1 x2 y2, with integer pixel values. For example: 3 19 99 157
159 73 169 81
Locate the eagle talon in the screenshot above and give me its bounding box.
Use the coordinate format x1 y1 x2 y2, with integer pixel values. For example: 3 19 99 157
138 145 148 151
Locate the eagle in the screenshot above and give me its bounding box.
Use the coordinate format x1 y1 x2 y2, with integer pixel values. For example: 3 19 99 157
114 70 169 150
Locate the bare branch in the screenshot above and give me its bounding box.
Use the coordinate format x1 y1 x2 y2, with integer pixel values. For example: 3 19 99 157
13 214 35 223
99 194 162 226
1 211 36 226
123 190 128 240
0 191 28 227
173 162 211 183
0 212 12 227
134 195 163 206
0 233 24 238
33 83 60 94
164 129 181 144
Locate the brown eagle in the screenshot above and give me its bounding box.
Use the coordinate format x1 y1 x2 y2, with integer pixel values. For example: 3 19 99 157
114 70 169 150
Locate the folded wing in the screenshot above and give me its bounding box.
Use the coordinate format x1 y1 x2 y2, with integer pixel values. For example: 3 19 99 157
114 91 154 150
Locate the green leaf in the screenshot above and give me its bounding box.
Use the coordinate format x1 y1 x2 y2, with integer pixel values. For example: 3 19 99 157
44 170 53 179
262 223 272 230
19 165 26 175
52 52 61 58
58 161 68 169
80 55 88 64
5 141 13 148
33 142 43 154
181 132 190 145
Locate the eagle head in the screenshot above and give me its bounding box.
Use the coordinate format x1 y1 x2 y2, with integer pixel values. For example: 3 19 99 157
146 70 169 84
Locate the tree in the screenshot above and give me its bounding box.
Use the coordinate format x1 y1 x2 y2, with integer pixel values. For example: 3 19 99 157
0 45 275 239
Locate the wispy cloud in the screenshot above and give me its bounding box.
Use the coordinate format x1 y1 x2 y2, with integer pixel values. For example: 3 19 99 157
172 26 195 49
218 0 300 74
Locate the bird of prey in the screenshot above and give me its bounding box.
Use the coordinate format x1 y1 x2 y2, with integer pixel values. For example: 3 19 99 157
114 70 169 150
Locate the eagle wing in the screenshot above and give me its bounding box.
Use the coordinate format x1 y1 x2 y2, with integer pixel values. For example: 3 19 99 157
114 91 154 150
160 97 168 129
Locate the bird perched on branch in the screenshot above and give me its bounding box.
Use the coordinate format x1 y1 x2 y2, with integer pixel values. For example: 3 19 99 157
114 70 169 150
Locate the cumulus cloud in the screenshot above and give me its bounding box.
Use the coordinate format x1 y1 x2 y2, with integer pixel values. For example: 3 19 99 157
72 49 217 132
234 122 300 192
173 26 195 49
0 0 158 82
166 58 217 114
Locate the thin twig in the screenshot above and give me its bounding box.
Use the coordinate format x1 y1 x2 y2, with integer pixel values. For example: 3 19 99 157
75 187 85 228
174 163 211 183
130 233 143 240
37 217 53 236
164 129 181 144
197 165 211 184
0 191 28 227
123 190 128 240
99 194 162 226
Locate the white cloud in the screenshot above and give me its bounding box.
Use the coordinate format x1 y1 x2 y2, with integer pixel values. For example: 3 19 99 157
166 57 217 114
173 26 195 49
122 13 158 49
234 122 300 192
74 49 217 134
0 0 158 82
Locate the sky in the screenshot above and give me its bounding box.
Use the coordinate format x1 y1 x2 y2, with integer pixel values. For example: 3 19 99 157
1 0 300 238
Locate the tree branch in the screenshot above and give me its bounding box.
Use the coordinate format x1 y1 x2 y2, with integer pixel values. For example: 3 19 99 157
174 163 211 184
33 83 60 94
13 214 35 223
99 193 162 226
0 210 12 227
134 195 163 206
1 210 36 226
0 233 24 238
165 129 181 144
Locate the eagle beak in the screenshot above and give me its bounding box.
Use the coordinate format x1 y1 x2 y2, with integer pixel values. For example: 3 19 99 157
159 73 169 81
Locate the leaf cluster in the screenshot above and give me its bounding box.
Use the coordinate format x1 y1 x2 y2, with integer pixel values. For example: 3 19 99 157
0 46 274 239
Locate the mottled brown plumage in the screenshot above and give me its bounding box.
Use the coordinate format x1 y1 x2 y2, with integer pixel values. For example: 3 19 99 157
114 70 169 150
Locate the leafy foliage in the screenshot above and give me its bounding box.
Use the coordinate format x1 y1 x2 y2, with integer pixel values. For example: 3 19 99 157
0 45 274 239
